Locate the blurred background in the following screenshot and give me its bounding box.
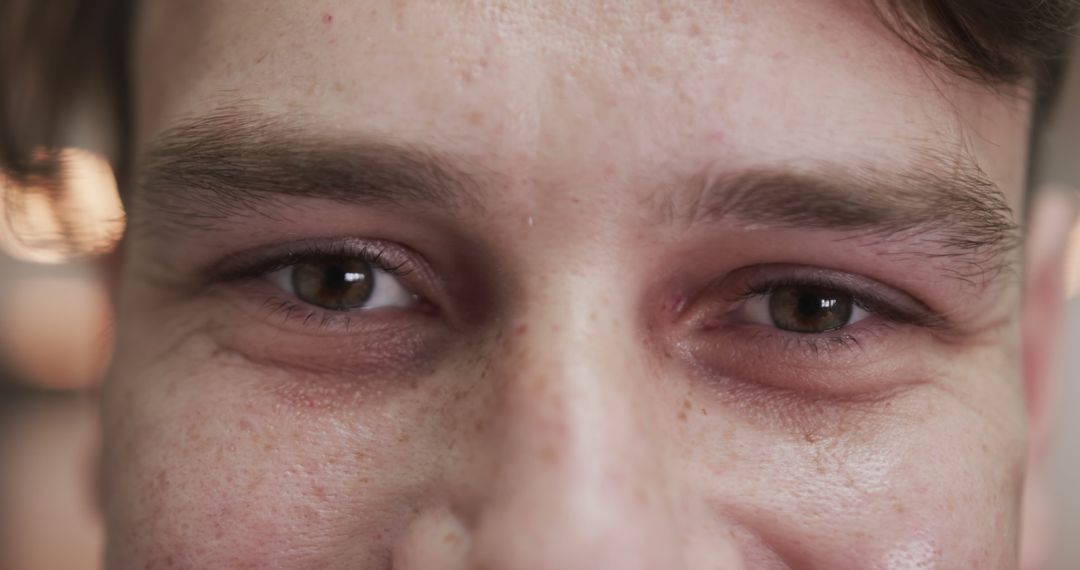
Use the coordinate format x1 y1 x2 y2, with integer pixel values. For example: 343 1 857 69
0 37 1079 570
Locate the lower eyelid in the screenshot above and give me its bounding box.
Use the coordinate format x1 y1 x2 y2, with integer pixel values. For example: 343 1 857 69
677 318 912 402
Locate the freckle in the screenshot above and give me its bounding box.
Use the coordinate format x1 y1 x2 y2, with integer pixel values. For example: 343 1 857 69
677 410 688 422
354 450 366 461
334 81 345 92
397 433 412 444
682 399 692 410
541 444 560 464
445 532 462 544
635 488 649 505
803 431 820 444
700 408 707 416
465 111 484 126
473 419 487 432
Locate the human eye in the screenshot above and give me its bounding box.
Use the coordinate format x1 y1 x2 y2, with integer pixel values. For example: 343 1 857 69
266 251 415 312
731 281 871 334
705 265 942 343
208 239 437 335
677 264 946 397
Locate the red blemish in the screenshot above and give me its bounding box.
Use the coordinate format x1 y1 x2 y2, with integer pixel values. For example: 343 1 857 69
514 323 528 335
323 13 334 25
668 293 687 314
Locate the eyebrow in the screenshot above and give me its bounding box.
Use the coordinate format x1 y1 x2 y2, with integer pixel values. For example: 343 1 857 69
136 107 1020 280
135 106 489 229
662 160 1020 280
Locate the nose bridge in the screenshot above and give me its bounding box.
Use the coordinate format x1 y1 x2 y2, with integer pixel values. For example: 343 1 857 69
498 271 651 489
467 272 683 568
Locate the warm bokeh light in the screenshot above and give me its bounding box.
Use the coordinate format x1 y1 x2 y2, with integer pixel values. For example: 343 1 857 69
0 148 124 263
0 272 113 390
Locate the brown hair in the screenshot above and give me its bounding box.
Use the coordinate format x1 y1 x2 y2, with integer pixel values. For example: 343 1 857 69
0 0 1077 186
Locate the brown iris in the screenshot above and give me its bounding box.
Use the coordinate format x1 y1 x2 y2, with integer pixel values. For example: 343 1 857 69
768 285 854 333
291 256 375 310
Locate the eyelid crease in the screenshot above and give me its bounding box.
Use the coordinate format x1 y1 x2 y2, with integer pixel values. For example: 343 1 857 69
204 239 417 286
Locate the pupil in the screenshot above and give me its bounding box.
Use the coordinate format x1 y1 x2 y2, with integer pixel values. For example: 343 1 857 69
321 265 366 292
796 293 836 318
292 257 374 310
769 285 852 333
323 266 347 290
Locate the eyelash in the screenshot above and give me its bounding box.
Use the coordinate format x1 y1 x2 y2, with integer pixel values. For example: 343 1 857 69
706 272 943 355
219 242 413 281
735 277 916 324
212 241 423 330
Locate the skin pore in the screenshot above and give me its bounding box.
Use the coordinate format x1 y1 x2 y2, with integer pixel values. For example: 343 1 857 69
103 0 1046 567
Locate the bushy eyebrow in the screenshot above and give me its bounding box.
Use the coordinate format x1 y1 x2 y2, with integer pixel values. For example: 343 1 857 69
662 161 1020 280
135 105 489 229
135 106 1020 281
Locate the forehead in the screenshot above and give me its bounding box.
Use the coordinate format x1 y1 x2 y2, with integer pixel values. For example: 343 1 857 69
133 0 1031 205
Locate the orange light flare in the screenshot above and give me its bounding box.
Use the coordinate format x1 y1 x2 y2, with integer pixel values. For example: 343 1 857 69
0 148 124 262
0 148 123 389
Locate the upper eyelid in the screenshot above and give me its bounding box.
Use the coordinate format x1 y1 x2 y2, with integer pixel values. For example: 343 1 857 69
205 239 420 285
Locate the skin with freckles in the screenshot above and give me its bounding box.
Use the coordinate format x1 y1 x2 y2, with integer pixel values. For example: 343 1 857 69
101 0 1069 568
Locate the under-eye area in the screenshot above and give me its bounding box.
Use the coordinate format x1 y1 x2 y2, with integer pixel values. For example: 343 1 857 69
672 264 948 399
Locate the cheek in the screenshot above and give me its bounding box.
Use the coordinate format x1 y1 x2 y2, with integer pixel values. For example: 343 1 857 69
689 387 1026 568
100 334 442 568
